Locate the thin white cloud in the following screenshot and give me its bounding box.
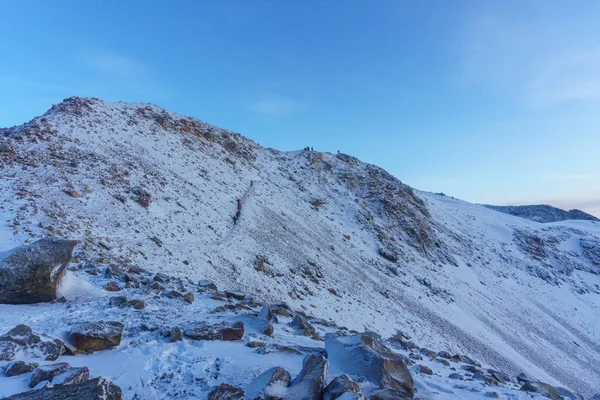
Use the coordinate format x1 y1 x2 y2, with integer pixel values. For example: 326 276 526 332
247 96 307 117
82 51 148 78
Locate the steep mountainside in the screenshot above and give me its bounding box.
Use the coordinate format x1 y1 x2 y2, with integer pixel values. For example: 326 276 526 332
1 97 599 398
484 204 599 223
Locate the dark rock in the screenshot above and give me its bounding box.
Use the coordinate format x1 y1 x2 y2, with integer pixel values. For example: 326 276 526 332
484 392 500 398
105 282 120 292
108 296 127 307
462 365 482 374
170 327 183 342
285 354 328 400
50 366 89 386
198 279 217 291
272 303 294 317
246 366 291 399
325 333 414 397
224 290 246 300
5 376 122 399
71 321 124 351
448 373 463 380
418 365 432 375
247 341 266 348
5 361 39 376
418 348 435 357
434 358 450 367
183 292 194 304
207 383 244 400
488 370 509 384
408 353 422 361
368 388 412 400
323 374 364 400
140 323 159 332
184 321 244 341
462 355 480 366
104 265 121 278
520 381 561 399
450 354 464 363
472 373 494 384
0 325 65 361
290 314 316 336
132 300 146 310
0 239 77 304
29 363 70 387
153 273 168 283
437 351 451 359
149 282 165 291
517 372 531 383
161 290 184 299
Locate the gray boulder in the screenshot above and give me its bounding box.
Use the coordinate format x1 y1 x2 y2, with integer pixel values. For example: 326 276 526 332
184 321 244 341
325 333 414 397
71 321 124 351
29 363 70 388
323 374 366 400
0 239 77 304
285 354 328 400
5 361 39 376
0 325 65 361
245 366 291 399
5 377 122 400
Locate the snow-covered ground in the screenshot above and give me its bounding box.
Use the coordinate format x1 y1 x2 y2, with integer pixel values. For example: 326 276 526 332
1 97 599 398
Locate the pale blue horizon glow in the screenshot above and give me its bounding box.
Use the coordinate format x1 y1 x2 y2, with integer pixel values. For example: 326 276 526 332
1 1 599 216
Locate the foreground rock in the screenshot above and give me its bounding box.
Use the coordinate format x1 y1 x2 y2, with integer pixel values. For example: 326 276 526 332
29 362 70 387
5 361 39 376
285 354 328 400
184 321 244 341
369 388 413 400
324 374 366 400
246 366 291 399
325 333 414 397
520 381 561 399
0 239 77 304
5 377 123 400
0 325 65 361
207 383 244 399
71 321 124 351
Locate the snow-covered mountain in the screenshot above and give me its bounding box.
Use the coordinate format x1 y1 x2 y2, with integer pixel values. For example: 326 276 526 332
1 97 599 399
483 204 599 223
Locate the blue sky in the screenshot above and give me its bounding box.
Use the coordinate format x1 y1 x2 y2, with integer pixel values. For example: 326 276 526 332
2 1 599 216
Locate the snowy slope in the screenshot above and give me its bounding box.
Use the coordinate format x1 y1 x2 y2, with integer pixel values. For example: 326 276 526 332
1 97 599 397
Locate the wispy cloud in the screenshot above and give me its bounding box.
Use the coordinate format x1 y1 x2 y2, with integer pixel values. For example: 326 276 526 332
81 51 148 78
247 96 307 117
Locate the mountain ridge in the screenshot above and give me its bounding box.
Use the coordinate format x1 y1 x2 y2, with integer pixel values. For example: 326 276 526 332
484 204 599 223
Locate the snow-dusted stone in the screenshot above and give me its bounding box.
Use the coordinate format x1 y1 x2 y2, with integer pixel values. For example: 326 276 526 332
0 239 77 304
271 303 294 317
245 366 291 399
284 354 328 400
184 321 244 341
170 327 183 342
516 372 531 383
256 306 274 336
323 374 365 400
0 325 65 361
520 381 561 399
207 383 244 399
289 314 316 337
368 388 412 400
224 290 246 300
6 376 123 400
198 279 217 291
5 361 39 376
71 321 124 351
50 366 89 385
108 296 127 307
418 366 432 375
29 363 70 387
325 333 414 397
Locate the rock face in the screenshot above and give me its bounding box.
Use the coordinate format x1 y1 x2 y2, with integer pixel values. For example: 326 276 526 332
323 374 365 400
0 239 77 304
5 376 123 400
245 366 291 399
0 325 65 361
285 354 328 400
325 333 414 397
184 321 244 341
71 321 124 351
207 383 245 400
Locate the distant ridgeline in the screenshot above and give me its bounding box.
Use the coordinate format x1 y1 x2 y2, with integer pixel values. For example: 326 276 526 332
484 204 599 223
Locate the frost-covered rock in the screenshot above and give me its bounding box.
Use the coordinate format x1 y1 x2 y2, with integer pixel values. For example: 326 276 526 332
0 239 77 304
50 366 90 386
207 383 244 399
325 333 414 397
289 314 316 337
0 325 65 361
29 363 70 387
245 366 291 399
184 321 244 341
71 321 124 351
5 376 122 400
284 354 328 400
5 361 39 376
323 374 365 400
368 388 412 400
520 381 561 399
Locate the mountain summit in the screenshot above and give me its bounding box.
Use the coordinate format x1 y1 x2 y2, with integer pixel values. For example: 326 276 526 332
1 97 599 398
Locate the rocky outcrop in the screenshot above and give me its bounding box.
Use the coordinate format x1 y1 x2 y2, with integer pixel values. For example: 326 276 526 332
0 239 77 304
245 366 291 399
184 321 244 341
5 376 122 400
71 321 124 351
0 325 65 361
207 383 244 399
284 354 328 400
323 374 365 400
325 333 414 397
